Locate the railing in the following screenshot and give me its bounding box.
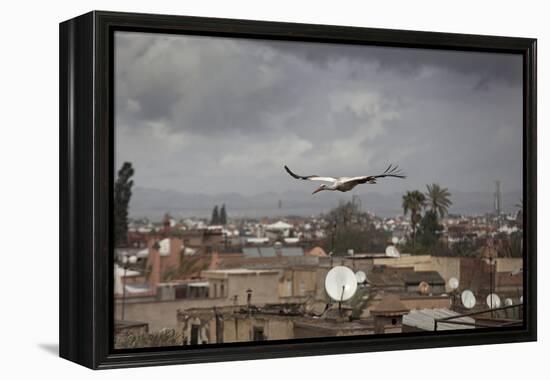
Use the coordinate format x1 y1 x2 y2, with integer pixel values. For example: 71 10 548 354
434 303 523 331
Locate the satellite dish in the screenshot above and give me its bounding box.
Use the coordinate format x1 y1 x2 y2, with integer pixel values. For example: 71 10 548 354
418 281 430 295
461 290 476 309
355 270 367 284
520 295 523 304
385 245 400 258
303 297 316 313
448 277 459 290
486 293 501 309
504 298 513 307
325 266 358 302
391 236 399 245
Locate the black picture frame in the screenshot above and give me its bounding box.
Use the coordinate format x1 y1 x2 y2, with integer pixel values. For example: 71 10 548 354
59 10 537 369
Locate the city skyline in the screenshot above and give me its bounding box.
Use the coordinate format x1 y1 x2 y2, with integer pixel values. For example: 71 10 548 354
126 185 522 220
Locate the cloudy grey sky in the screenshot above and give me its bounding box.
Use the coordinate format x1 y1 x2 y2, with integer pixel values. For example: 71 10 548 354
115 31 523 197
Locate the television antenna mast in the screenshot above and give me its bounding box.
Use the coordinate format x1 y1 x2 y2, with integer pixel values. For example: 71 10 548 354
448 277 459 308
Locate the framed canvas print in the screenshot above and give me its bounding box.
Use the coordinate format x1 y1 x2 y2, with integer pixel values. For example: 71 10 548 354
59 11 537 369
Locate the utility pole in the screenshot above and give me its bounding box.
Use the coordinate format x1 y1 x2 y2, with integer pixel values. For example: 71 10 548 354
494 180 502 230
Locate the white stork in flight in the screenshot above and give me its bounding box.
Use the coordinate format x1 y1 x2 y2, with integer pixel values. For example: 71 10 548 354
284 164 406 194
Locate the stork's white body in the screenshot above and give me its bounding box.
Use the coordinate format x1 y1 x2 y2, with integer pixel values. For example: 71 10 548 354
331 178 361 192
284 164 404 194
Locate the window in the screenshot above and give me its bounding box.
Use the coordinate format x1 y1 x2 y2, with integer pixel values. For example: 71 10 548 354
175 285 187 299
299 281 305 295
253 326 265 341
190 325 200 345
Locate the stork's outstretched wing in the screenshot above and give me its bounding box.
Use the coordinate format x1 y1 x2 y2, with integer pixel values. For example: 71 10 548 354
347 164 407 184
284 165 336 183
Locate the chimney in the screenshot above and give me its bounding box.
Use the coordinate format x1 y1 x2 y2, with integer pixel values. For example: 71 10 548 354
168 237 183 269
371 294 410 334
147 240 161 292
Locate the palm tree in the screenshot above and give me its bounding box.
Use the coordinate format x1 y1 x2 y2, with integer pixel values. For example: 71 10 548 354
515 198 523 226
425 183 452 218
402 190 426 247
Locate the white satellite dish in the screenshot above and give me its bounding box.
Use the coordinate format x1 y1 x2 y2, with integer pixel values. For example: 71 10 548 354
325 266 358 302
461 290 476 309
385 245 400 258
448 277 459 290
355 270 367 284
391 236 399 245
486 293 501 309
504 298 514 307
520 295 523 304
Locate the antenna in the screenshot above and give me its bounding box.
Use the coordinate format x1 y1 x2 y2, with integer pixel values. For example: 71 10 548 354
355 270 367 284
385 245 400 258
486 293 501 309
324 266 358 302
304 297 315 314
461 290 476 309
448 277 459 291
494 180 502 216
504 298 514 307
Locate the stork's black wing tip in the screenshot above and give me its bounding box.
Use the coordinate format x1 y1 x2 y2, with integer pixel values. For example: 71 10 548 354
376 163 407 179
284 165 299 179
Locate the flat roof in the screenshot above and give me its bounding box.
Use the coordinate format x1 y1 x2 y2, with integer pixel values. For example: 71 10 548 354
243 246 304 258
187 281 210 287
403 308 475 331
202 268 280 275
294 320 374 331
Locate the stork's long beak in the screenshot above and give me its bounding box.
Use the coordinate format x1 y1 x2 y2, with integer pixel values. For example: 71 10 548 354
312 186 324 194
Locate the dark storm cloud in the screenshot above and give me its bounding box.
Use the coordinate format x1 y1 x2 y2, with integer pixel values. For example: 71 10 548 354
115 31 523 197
258 40 522 90
116 34 309 136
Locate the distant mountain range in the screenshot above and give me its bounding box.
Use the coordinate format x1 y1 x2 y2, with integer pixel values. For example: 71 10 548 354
129 187 522 220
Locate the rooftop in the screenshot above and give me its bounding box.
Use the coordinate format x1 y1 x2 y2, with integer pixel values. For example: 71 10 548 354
294 319 374 332
403 308 475 331
266 221 293 230
371 294 409 315
401 271 445 285
202 268 281 276
243 246 304 258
